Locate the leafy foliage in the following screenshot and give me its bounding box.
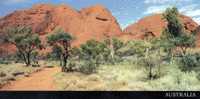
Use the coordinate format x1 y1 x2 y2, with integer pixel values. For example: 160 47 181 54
163 7 183 37
79 39 109 63
103 38 124 64
5 26 41 66
164 7 195 48
140 51 162 80
179 53 200 72
47 28 73 72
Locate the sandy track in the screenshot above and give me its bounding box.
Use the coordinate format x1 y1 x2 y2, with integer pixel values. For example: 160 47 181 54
0 67 60 91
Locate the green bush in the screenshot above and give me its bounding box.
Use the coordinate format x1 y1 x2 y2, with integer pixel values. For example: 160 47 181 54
140 53 162 80
64 58 79 72
150 68 200 91
118 40 148 57
0 59 10 64
196 72 200 81
80 40 109 59
46 45 63 62
79 60 97 75
179 53 200 72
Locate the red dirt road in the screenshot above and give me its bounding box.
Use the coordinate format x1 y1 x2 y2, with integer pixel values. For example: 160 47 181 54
0 67 60 91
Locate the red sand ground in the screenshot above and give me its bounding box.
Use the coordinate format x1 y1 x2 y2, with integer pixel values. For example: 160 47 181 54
0 67 60 91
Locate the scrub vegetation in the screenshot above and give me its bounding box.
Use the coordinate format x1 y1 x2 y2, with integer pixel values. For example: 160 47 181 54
1 7 200 91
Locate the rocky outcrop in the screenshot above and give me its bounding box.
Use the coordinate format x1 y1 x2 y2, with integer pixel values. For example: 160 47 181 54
0 4 199 57
122 14 199 40
0 4 122 56
0 4 122 46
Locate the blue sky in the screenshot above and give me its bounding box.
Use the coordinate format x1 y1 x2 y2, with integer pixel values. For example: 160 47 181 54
0 0 200 28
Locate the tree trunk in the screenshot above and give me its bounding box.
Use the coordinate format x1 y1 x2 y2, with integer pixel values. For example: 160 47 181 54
181 47 187 56
110 39 115 64
60 55 63 67
20 51 28 66
26 52 31 66
63 57 67 67
61 54 68 72
149 65 152 80
168 49 173 64
158 49 161 77
145 48 149 59
170 51 173 64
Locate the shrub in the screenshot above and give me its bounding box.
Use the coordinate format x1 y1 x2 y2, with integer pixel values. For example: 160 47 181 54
79 60 97 75
79 40 110 64
118 40 152 58
196 72 200 81
140 52 162 80
103 38 124 64
80 40 107 58
0 59 10 64
150 68 200 91
64 58 79 72
179 53 200 72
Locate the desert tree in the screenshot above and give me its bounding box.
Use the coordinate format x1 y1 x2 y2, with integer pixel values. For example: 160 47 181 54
47 28 73 72
103 35 124 64
121 39 160 80
163 7 183 37
5 26 41 66
162 7 196 62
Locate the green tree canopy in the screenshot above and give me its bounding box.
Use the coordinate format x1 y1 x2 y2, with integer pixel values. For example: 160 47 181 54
162 7 196 56
47 28 73 72
80 39 109 60
6 26 41 66
163 7 183 37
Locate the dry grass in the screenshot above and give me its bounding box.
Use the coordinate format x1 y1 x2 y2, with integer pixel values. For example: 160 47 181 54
53 72 106 91
53 63 146 91
53 62 200 91
1 60 200 91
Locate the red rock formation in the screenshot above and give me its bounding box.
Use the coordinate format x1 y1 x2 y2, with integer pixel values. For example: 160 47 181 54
0 4 122 45
122 14 199 40
0 4 122 56
0 4 199 56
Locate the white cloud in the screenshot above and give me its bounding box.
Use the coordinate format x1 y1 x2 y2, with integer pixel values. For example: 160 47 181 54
144 0 191 4
179 4 198 12
193 17 200 24
144 5 169 14
179 4 200 24
180 4 200 17
144 4 200 25
184 10 200 17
